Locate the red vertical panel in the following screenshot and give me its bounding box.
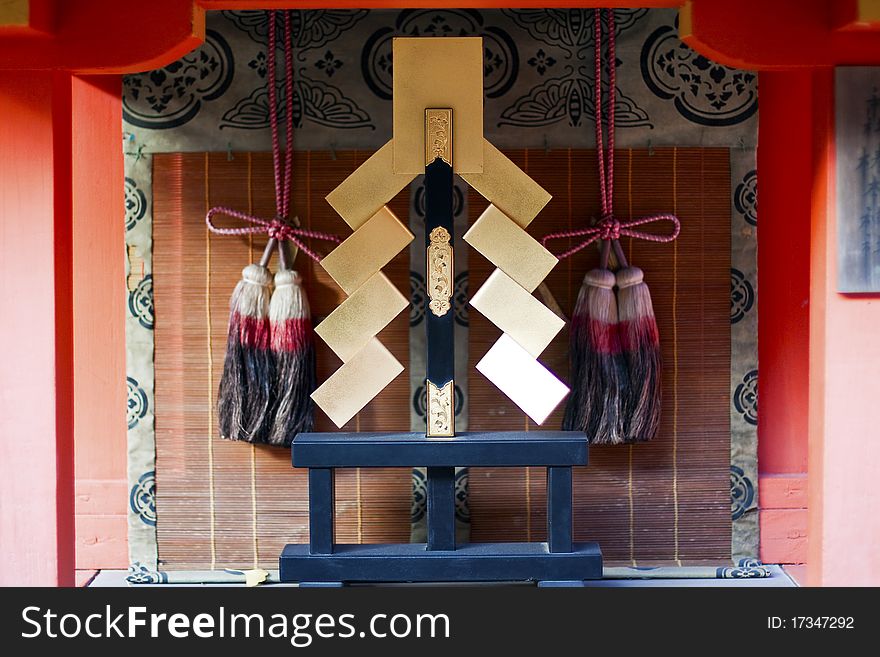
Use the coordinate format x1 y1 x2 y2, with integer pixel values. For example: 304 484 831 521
71 75 128 569
0 71 75 585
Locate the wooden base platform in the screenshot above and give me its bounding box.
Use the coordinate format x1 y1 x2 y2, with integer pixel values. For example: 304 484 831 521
281 542 603 584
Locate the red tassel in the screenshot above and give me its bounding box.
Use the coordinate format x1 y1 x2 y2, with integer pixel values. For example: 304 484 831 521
217 263 275 443
616 266 662 442
267 269 315 446
563 268 629 444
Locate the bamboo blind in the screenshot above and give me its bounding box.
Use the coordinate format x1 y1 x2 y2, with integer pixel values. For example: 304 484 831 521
467 148 731 564
152 147 730 570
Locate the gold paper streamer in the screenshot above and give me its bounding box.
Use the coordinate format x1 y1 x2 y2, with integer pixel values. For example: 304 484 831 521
314 271 409 362
325 140 416 230
470 268 564 358
311 338 404 428
463 204 558 292
320 205 413 295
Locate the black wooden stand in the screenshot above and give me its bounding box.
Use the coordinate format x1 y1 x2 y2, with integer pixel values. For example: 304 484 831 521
280 107 602 586
279 432 602 585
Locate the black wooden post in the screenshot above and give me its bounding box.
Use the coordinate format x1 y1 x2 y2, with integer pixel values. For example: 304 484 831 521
546 466 573 553
427 466 456 551
308 468 335 555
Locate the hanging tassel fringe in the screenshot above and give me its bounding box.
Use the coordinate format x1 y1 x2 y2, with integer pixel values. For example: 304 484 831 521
218 262 275 443
267 267 315 446
616 264 662 442
563 266 629 444
544 9 678 444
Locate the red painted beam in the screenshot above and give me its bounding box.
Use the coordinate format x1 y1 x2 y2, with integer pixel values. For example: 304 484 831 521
681 0 880 69
198 0 683 8
0 0 204 73
832 0 880 32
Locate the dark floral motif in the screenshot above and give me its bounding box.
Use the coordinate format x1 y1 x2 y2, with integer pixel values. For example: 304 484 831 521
528 49 557 75
124 177 147 231
123 30 234 130
641 24 757 126
411 469 427 523
422 13 458 36
376 50 393 78
130 471 157 527
730 465 755 520
716 558 770 578
730 269 754 324
483 42 509 83
410 271 426 327
248 51 267 78
129 275 154 330
734 169 758 226
361 9 518 100
453 271 469 327
222 9 369 54
498 8 651 129
412 384 465 422
503 8 648 58
127 376 149 430
220 77 373 131
455 468 470 523
499 72 651 128
733 369 758 426
126 562 168 584
315 50 343 77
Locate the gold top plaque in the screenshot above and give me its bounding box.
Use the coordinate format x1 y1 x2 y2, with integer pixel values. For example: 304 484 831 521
392 37 483 174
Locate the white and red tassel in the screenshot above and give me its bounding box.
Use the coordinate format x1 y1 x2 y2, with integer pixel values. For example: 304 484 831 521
217 258 275 443
563 263 629 444
267 254 315 446
615 262 662 443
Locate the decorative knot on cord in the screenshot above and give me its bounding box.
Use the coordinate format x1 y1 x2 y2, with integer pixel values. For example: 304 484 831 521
267 217 295 242
598 214 621 241
206 206 341 263
539 8 680 266
203 10 341 267
541 212 680 261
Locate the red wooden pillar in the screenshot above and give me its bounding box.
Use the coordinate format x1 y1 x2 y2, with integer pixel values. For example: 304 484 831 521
756 71 812 565
71 75 127 570
0 0 202 586
0 71 76 586
0 71 125 585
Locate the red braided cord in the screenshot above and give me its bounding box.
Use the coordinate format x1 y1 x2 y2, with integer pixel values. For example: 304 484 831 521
207 10 338 263
542 8 679 262
206 206 340 262
282 10 294 219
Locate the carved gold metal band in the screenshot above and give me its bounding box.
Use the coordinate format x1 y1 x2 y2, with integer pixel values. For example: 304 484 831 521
425 108 452 166
427 226 452 318
427 380 454 437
